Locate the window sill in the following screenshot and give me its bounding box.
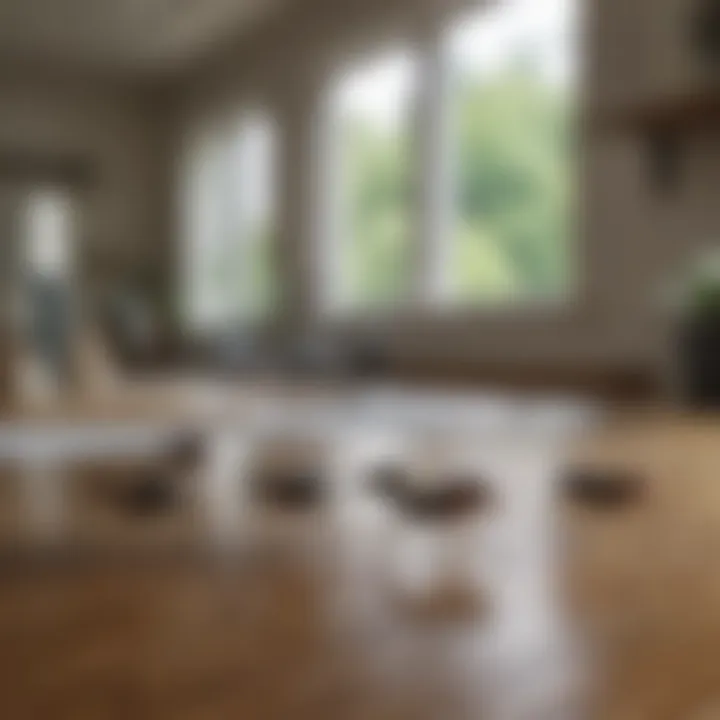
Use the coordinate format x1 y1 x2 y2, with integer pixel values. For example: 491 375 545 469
319 294 580 333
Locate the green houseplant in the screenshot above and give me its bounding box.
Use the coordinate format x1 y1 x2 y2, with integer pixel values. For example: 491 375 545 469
676 249 720 408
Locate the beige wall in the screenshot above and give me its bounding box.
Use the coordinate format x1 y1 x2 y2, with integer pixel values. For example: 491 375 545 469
0 71 173 297
173 0 717 377
2 0 710 380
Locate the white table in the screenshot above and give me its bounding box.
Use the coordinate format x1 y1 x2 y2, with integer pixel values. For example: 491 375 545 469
0 389 598 544
0 423 192 542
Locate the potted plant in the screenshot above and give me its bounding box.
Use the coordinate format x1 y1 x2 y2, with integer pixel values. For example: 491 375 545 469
676 249 720 409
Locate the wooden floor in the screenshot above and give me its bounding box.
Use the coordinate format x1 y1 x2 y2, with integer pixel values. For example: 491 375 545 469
0 388 720 719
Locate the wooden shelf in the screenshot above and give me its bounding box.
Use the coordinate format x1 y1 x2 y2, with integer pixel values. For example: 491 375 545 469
593 88 720 136
591 87 720 191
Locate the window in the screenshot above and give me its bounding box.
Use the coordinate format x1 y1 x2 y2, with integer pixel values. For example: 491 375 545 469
183 111 278 330
21 186 76 383
228 113 278 322
25 187 75 280
324 50 418 314
318 0 576 315
442 0 576 304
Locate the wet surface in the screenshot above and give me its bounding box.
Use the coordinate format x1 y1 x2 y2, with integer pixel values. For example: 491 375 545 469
0 388 718 718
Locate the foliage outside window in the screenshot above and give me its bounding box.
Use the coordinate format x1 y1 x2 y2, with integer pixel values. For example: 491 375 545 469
327 52 418 313
324 0 576 313
446 0 575 303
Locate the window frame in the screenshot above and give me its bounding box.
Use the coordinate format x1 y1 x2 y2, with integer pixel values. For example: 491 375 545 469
316 0 581 327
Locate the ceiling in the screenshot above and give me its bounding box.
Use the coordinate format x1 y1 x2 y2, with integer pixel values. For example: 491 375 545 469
0 0 288 76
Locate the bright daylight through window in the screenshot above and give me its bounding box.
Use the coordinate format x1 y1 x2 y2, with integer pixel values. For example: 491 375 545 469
324 0 576 313
184 112 278 330
325 51 418 314
444 0 576 303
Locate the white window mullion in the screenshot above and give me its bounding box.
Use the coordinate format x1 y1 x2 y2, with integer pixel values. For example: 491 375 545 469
317 85 352 315
227 124 249 325
414 30 454 307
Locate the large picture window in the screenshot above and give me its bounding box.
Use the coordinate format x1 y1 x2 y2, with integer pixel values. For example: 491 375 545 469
443 0 576 304
319 0 576 315
325 50 418 314
229 113 278 321
183 111 278 329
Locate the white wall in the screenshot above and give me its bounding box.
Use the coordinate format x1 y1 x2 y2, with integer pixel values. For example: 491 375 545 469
174 0 718 377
